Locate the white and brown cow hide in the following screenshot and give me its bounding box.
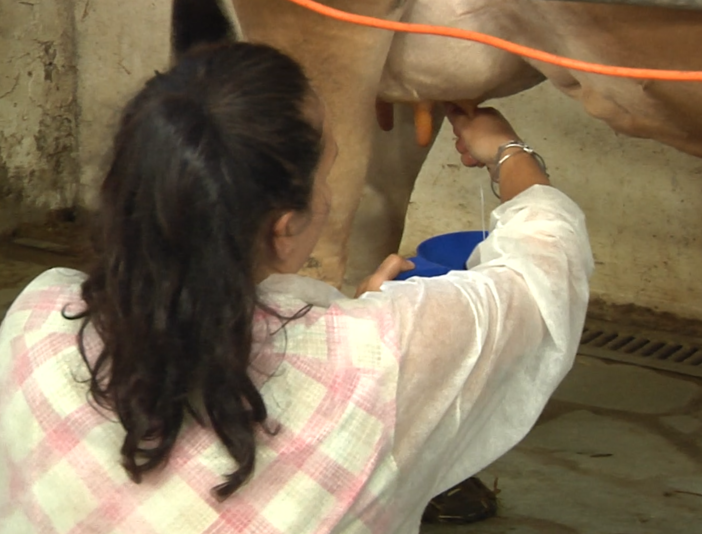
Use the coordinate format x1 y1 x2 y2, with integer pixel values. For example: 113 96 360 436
183 0 702 286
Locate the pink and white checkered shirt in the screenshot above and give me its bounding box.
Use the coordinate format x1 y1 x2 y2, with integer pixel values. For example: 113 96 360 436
0 186 593 533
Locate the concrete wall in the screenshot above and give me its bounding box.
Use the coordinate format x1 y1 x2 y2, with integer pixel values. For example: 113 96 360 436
0 0 170 232
399 82 702 323
0 0 78 234
73 0 171 209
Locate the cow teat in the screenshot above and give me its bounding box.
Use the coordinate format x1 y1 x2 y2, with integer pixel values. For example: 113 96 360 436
375 98 436 147
413 101 434 147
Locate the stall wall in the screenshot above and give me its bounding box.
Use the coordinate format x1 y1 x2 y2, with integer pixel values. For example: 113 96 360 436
0 0 171 232
0 1 78 234
73 0 171 209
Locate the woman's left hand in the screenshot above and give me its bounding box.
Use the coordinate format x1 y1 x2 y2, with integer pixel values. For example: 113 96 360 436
355 254 415 297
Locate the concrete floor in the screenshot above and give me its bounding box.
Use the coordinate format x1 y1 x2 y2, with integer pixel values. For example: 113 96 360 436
0 221 89 321
2 86 702 533
422 356 702 534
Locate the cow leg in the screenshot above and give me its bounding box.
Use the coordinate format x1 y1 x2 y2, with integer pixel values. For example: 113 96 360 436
231 0 412 288
345 103 444 288
367 103 445 257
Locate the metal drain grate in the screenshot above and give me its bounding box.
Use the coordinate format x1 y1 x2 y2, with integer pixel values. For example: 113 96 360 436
579 319 702 378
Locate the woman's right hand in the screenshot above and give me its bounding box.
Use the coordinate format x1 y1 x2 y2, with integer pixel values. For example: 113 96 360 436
444 104 521 168
446 102 551 202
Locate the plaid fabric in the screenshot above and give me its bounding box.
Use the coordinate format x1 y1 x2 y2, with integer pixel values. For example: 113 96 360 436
0 269 401 534
0 187 594 534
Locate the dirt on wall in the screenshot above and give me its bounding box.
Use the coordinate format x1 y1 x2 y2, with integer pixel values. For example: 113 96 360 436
0 2 79 237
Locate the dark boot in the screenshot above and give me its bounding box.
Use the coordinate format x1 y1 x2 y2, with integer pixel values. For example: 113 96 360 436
421 477 498 525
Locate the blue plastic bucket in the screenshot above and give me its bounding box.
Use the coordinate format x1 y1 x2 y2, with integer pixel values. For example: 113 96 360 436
395 230 488 281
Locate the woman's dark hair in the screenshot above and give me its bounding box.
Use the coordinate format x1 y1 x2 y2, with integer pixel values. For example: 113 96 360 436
68 42 323 499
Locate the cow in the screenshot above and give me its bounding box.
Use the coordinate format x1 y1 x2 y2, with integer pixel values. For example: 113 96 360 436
177 0 702 288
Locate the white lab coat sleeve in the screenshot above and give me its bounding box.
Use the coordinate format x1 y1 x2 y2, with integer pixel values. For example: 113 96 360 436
374 185 594 507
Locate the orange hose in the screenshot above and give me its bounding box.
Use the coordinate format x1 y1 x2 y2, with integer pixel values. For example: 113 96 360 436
285 0 702 82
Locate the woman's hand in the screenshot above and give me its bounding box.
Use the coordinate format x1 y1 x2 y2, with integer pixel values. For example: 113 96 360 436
445 104 521 168
446 102 550 201
355 254 415 297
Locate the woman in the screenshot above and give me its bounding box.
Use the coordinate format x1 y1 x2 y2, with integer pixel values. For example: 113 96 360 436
0 41 593 533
